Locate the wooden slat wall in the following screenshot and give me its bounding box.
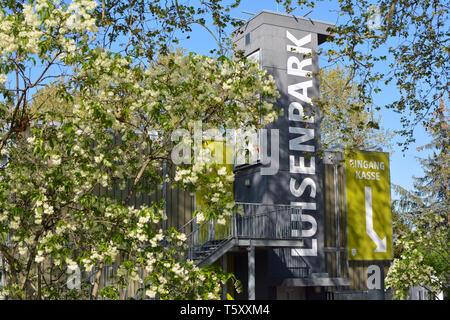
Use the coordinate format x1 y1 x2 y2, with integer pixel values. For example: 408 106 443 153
93 163 195 232
165 164 195 231
323 161 348 280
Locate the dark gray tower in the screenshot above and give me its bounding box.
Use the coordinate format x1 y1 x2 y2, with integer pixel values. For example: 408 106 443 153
233 11 334 279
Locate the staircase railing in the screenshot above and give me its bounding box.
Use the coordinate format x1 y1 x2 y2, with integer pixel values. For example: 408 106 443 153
178 202 303 263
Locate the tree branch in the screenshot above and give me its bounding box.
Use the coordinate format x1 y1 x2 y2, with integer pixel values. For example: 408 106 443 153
124 155 153 204
91 261 104 299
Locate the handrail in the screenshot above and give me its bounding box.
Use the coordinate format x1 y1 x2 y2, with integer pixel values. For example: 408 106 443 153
233 202 303 207
180 202 303 263
178 202 303 233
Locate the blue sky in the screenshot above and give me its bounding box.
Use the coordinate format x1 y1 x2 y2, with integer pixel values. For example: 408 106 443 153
178 0 432 195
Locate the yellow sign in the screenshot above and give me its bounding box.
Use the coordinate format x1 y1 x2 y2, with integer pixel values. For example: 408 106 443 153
345 150 393 260
195 140 233 210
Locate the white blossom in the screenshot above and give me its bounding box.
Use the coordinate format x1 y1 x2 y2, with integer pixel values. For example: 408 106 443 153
49 154 62 167
35 251 45 263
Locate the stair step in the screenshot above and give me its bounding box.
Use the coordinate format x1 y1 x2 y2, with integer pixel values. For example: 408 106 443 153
194 245 220 250
194 248 217 252
194 245 221 251
186 238 234 266
197 246 220 251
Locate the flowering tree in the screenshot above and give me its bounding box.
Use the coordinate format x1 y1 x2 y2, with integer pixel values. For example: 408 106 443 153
277 0 448 151
318 65 394 150
385 101 449 299
0 0 278 299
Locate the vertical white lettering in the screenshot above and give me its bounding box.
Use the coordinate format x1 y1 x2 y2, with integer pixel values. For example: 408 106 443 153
290 203 318 256
286 29 318 259
286 31 312 55
292 240 317 256
290 177 316 198
289 127 315 152
287 56 312 77
290 155 315 174
288 102 314 123
288 81 313 104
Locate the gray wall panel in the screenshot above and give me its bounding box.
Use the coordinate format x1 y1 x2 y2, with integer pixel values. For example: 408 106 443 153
233 11 334 277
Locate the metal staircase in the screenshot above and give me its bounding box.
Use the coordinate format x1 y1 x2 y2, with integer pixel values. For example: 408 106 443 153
178 202 306 266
